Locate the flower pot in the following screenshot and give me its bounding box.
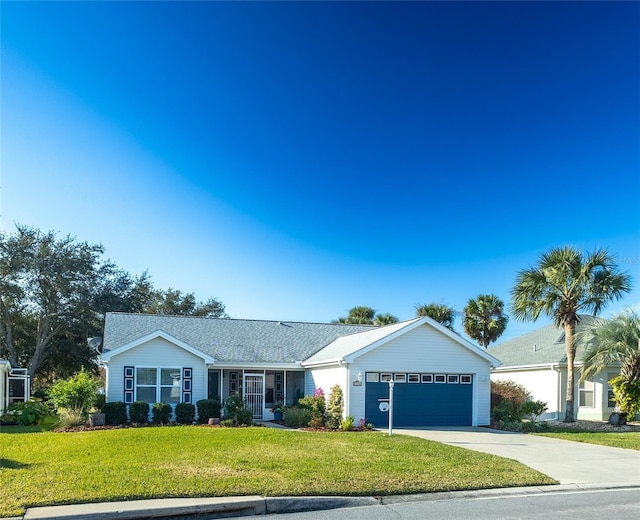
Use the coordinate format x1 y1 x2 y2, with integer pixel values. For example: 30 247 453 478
90 413 106 427
274 410 283 421
208 417 220 425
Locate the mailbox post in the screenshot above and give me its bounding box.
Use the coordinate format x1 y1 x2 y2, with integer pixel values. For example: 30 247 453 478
388 379 395 436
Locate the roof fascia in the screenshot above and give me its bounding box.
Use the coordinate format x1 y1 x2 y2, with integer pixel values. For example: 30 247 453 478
210 362 304 370
100 330 215 364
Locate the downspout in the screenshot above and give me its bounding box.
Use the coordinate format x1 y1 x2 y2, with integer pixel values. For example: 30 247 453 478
551 364 561 420
340 359 349 419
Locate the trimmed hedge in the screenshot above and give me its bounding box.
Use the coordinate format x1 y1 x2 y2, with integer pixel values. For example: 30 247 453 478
196 399 221 423
103 401 127 425
129 401 150 423
175 403 196 424
152 402 172 425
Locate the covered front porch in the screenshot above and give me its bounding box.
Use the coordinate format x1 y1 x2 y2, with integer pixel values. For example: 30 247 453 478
0 361 30 415
206 366 305 420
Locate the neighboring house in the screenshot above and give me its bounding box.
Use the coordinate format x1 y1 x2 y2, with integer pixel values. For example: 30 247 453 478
100 312 501 427
0 360 30 415
489 316 619 421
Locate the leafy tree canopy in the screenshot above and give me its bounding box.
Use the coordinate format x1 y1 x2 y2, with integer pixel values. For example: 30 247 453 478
415 303 456 330
335 306 398 325
0 225 227 383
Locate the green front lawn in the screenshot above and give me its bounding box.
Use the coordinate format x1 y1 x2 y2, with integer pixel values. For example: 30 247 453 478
0 426 555 517
534 430 640 450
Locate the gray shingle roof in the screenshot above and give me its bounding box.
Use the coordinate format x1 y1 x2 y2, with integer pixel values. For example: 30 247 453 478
103 312 375 364
488 315 601 367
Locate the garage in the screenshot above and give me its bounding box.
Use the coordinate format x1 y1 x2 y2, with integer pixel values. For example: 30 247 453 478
364 372 473 427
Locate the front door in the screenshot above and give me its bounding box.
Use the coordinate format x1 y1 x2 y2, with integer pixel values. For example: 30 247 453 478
244 373 264 420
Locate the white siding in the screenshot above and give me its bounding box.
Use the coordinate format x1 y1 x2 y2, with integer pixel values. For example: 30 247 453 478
350 324 493 426
492 368 562 420
305 366 348 411
106 337 207 403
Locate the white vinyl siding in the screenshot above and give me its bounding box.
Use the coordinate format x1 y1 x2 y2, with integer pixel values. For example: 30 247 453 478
349 324 493 426
106 337 206 404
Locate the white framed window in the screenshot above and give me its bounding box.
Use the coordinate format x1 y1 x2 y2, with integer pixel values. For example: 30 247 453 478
408 374 420 383
394 373 407 383
447 375 459 384
579 379 595 408
136 367 181 404
366 372 380 383
421 374 433 383
434 374 446 383
460 375 472 384
380 373 392 382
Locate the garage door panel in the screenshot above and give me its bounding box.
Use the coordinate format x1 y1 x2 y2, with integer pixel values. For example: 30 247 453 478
365 375 472 427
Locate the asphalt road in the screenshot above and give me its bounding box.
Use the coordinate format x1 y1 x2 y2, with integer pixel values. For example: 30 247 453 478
248 487 640 520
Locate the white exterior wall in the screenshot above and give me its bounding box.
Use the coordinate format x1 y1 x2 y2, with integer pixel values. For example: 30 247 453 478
491 368 562 420
105 337 207 403
349 325 493 426
305 366 348 403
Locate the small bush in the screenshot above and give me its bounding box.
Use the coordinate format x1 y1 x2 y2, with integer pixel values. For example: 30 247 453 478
520 400 548 422
0 399 52 426
491 400 523 424
196 399 221 424
491 380 531 410
129 401 150 423
340 415 355 431
152 402 172 424
326 385 344 430
103 402 127 425
284 405 312 428
610 374 640 418
298 388 326 427
223 393 253 426
220 419 235 427
48 369 100 419
175 403 196 424
59 409 87 429
235 407 253 426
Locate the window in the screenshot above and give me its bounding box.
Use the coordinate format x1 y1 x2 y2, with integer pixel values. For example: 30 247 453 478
380 373 392 382
460 375 472 384
434 374 446 383
579 379 595 408
607 373 617 408
447 375 459 384
394 373 407 383
421 374 433 383
135 367 181 404
408 374 420 383
366 372 379 383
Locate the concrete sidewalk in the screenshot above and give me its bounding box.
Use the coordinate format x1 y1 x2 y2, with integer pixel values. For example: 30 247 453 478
396 426 640 485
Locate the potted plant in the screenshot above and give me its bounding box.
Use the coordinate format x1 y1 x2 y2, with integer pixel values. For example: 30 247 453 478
271 403 284 422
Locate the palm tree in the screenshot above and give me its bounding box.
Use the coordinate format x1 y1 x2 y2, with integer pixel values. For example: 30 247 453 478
415 303 455 330
463 294 509 348
581 310 640 384
373 313 399 326
511 246 631 422
335 306 376 324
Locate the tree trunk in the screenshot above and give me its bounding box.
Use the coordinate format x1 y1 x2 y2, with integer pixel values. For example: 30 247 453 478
564 321 577 422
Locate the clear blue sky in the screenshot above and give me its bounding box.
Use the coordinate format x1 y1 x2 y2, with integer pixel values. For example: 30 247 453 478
1 1 638 344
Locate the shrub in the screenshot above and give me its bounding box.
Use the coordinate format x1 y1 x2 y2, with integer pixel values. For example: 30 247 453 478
520 400 548 422
129 401 150 423
325 384 344 430
223 392 254 426
491 380 531 409
340 415 355 431
175 403 196 424
298 387 326 428
283 405 312 428
610 374 640 418
103 401 127 425
491 399 523 424
196 399 221 424
220 419 235 427
0 399 52 426
48 369 100 419
59 409 87 429
152 402 172 424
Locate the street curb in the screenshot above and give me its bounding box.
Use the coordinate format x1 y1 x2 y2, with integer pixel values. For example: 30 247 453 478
19 482 640 520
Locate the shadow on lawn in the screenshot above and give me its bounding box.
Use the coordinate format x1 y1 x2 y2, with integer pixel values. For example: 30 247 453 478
0 458 31 469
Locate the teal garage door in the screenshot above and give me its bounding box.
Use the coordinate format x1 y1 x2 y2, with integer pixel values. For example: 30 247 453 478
364 373 473 427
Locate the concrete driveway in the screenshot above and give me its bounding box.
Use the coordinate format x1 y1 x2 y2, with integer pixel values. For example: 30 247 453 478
397 427 640 485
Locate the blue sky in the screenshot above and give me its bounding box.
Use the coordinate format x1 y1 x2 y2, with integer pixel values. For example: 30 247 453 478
1 1 638 344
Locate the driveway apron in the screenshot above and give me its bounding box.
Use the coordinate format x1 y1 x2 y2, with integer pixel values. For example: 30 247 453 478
397 427 640 485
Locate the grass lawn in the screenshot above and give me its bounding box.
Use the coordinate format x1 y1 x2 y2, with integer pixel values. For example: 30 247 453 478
0 426 555 517
534 429 640 451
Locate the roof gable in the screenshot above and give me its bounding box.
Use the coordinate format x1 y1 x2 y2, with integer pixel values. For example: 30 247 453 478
100 329 216 363
303 316 501 367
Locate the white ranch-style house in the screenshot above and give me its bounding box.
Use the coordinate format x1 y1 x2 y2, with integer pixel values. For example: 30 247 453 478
100 312 501 427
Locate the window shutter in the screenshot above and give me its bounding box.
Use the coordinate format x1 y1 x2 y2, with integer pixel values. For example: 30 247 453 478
182 368 192 403
124 366 134 403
